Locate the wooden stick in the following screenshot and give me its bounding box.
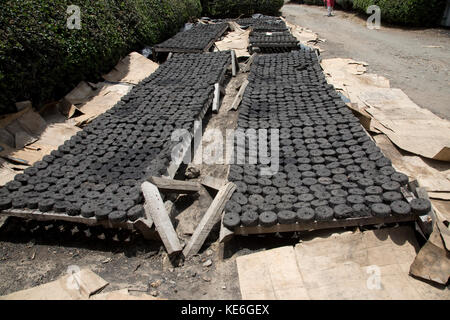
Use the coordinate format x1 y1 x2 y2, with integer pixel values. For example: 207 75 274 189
231 80 249 110
141 182 182 255
231 50 237 76
201 176 226 192
183 182 236 257
219 211 234 243
212 83 221 113
148 176 200 194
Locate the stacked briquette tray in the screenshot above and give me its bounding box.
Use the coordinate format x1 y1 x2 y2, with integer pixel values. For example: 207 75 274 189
153 23 229 55
237 16 299 54
222 50 431 234
0 51 232 226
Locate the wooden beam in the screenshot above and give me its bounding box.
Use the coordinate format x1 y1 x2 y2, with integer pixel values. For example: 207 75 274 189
231 50 237 77
416 187 436 237
234 214 419 236
201 176 226 192
141 182 182 255
134 218 158 240
2 208 135 230
242 53 256 73
231 80 249 110
148 176 200 194
219 211 234 243
183 182 236 257
0 216 8 229
212 83 221 113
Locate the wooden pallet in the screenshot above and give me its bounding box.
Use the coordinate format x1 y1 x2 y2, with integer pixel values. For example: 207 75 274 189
1 208 156 239
164 58 231 178
233 213 420 236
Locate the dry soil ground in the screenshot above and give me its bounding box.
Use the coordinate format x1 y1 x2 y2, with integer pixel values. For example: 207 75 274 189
282 3 450 120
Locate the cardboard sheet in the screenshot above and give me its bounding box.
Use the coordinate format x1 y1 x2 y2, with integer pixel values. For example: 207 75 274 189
1 269 108 300
102 52 159 84
410 227 450 285
237 227 450 300
59 82 133 121
361 88 450 162
215 23 250 57
374 134 450 198
282 18 323 50
322 58 450 161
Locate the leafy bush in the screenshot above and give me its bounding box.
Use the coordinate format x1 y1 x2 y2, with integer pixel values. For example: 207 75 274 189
336 0 353 10
0 0 202 114
202 0 285 17
353 0 446 26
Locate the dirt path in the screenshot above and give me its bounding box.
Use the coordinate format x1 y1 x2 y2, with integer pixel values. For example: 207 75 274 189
282 3 450 120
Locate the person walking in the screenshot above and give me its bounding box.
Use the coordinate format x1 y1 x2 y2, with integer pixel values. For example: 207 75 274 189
324 0 335 17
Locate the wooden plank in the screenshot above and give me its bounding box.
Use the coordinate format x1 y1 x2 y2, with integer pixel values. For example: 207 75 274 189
416 187 436 237
219 211 234 243
183 182 236 257
133 219 158 240
242 54 256 73
231 80 249 110
231 50 237 76
212 83 221 113
0 216 8 229
141 181 182 255
148 176 200 194
234 214 419 235
201 176 226 191
165 91 213 178
1 209 135 230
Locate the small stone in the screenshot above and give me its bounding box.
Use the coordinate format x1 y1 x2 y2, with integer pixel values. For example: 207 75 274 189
150 280 162 288
150 290 158 297
185 166 200 179
202 276 211 282
203 259 212 267
206 249 213 256
168 267 174 273
222 286 227 290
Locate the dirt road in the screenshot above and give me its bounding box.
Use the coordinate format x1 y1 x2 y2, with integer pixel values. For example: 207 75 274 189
282 3 450 120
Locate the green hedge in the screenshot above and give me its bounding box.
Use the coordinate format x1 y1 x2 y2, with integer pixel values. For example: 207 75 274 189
353 0 446 26
0 0 202 115
201 0 285 17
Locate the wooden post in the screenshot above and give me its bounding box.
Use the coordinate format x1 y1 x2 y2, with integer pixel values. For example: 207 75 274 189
231 80 249 110
212 83 221 113
242 53 256 73
415 187 436 237
219 211 234 243
201 176 226 192
148 176 200 194
141 182 182 255
183 182 236 257
231 50 237 77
